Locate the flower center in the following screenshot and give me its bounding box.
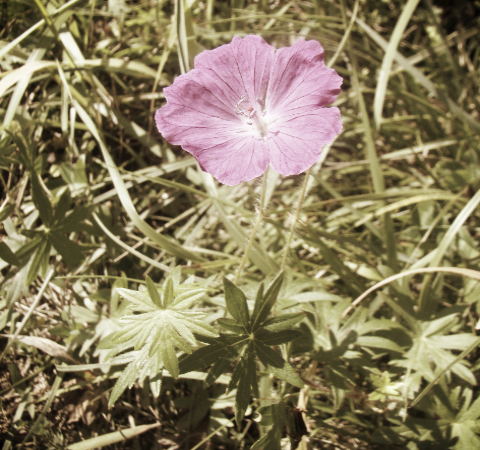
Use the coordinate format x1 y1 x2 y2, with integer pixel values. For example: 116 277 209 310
234 94 269 140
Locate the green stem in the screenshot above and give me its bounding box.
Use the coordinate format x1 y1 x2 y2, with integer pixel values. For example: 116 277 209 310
233 170 269 284
280 168 311 271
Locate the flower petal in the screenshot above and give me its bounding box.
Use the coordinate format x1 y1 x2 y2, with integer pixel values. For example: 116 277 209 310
266 39 342 115
267 107 342 176
195 136 269 186
194 35 275 106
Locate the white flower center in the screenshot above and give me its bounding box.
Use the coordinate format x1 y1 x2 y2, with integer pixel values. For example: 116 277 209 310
234 94 270 140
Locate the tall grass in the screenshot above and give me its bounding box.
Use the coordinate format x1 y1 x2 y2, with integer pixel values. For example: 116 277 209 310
1 0 480 449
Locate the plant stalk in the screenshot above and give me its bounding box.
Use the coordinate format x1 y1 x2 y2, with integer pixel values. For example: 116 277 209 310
234 170 269 284
280 168 311 271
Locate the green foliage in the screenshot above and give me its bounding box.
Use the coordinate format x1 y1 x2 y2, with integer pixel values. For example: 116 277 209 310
180 273 303 423
2 0 480 448
100 270 218 407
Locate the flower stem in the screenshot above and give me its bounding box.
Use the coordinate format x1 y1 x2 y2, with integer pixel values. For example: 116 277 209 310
280 168 311 271
233 170 269 285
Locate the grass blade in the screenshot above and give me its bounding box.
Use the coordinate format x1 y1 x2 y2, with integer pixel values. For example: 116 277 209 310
373 0 420 129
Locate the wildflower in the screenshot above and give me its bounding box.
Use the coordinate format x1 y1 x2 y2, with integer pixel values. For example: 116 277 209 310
155 35 342 186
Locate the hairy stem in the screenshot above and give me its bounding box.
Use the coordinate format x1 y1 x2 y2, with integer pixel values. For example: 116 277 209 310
280 168 311 271
234 170 269 284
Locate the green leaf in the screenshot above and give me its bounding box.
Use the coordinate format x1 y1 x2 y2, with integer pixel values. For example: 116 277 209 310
55 206 91 233
52 188 71 224
67 423 160 450
254 342 285 368
217 318 247 334
15 234 43 261
145 276 162 308
26 238 50 285
170 289 206 309
163 277 174 308
205 345 240 386
0 204 15 222
223 278 251 333
228 357 245 393
48 232 84 268
268 360 303 388
180 344 234 374
255 329 303 346
109 361 139 407
116 288 157 311
180 319 218 337
149 372 163 398
235 356 251 424
30 172 53 226
263 312 305 332
252 271 284 330
0 242 21 266
168 317 197 346
247 344 259 398
110 325 145 345
162 340 179 379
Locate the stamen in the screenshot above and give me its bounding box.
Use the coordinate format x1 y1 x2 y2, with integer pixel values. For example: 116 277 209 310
235 95 248 115
235 94 267 130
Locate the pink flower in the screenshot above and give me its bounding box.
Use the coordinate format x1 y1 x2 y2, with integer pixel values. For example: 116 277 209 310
155 35 343 186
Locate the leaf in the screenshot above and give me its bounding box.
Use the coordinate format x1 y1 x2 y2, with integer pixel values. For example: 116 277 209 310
228 357 245 393
170 289 206 309
67 423 160 450
224 278 251 333
0 204 15 222
163 277 174 308
180 337 245 374
205 345 240 386
255 329 303 346
26 238 49 285
268 360 303 388
12 335 79 365
263 312 305 332
48 232 84 268
255 342 285 368
55 206 91 233
116 288 157 311
373 0 421 128
252 271 284 330
247 344 259 398
168 316 197 346
235 356 251 424
179 318 218 337
356 336 404 353
15 234 43 261
52 188 71 224
30 172 53 226
145 276 162 308
109 361 139 407
149 372 163 398
217 318 247 334
162 340 179 379
0 242 21 266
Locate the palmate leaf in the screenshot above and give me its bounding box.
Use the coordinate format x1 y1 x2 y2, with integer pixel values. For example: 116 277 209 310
179 272 304 423
100 271 217 407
